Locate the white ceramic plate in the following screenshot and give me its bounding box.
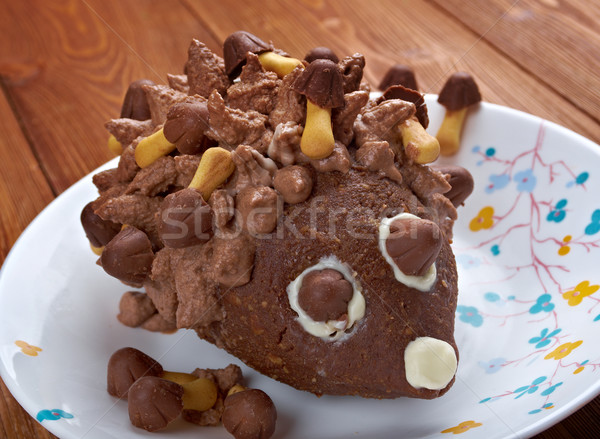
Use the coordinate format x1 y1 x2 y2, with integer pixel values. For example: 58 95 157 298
1 96 600 439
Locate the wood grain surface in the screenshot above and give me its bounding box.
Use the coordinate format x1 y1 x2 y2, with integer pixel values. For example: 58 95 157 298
0 0 599 438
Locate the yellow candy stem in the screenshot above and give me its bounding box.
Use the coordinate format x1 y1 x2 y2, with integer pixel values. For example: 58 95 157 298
161 371 198 385
436 107 468 156
90 243 104 255
300 100 335 160
258 51 303 78
188 147 236 200
107 134 122 156
134 128 176 168
181 378 218 412
400 117 440 164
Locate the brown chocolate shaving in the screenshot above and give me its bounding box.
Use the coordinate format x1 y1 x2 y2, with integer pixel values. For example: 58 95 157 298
186 39 230 98
120 79 155 120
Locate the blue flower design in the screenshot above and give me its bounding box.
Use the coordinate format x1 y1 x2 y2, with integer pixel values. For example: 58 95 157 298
529 402 554 414
484 292 500 302
576 172 589 185
594 314 600 322
456 305 483 327
514 376 546 399
529 294 555 314
478 357 505 374
456 254 481 269
490 244 500 256
514 169 537 192
36 409 74 422
540 382 563 396
546 199 567 223
584 209 600 235
528 328 562 348
485 147 496 157
485 174 510 194
472 145 481 153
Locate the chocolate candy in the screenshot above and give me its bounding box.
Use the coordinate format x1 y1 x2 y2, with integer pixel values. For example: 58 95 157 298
120 79 155 120
291 59 345 108
438 72 482 111
158 188 214 248
379 85 429 128
379 64 418 91
273 165 313 204
298 269 353 322
223 31 272 78
304 46 339 64
222 389 277 439
128 376 184 432
385 218 442 277
107 347 163 398
431 165 474 207
236 186 279 235
164 100 215 155
100 226 154 285
80 202 121 248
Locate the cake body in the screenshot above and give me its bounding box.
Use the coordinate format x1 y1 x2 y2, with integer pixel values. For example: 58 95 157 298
83 33 474 400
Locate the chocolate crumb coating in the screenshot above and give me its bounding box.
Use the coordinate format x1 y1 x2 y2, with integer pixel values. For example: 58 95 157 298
107 347 163 398
304 46 339 64
222 389 277 439
128 376 183 432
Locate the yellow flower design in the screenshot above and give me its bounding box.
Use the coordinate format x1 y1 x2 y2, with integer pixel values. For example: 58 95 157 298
469 207 494 232
544 340 583 360
558 235 571 256
441 420 483 435
15 340 42 357
562 281 599 306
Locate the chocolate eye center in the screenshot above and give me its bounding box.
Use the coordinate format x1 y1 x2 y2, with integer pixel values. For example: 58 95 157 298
297 269 354 322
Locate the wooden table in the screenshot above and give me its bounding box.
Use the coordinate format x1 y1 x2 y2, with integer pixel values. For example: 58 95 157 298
0 1 598 437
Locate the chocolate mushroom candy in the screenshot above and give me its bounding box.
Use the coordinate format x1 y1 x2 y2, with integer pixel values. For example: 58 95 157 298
164 100 216 155
188 146 236 201
120 79 155 120
222 389 277 439
379 85 438 164
304 46 339 64
431 164 474 207
297 269 354 322
134 127 176 168
273 165 313 204
379 64 418 91
100 226 154 285
107 347 163 399
291 59 345 159
128 376 184 432
436 72 482 156
158 188 214 248
80 202 121 254
385 217 443 277
223 30 302 79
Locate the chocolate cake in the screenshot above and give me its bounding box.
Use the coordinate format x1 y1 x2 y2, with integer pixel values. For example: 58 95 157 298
82 31 475 400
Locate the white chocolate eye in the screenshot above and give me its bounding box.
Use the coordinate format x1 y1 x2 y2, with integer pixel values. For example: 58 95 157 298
378 212 437 292
404 337 457 390
286 256 365 341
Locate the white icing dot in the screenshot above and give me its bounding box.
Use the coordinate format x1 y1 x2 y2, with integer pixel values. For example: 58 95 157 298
404 336 457 390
